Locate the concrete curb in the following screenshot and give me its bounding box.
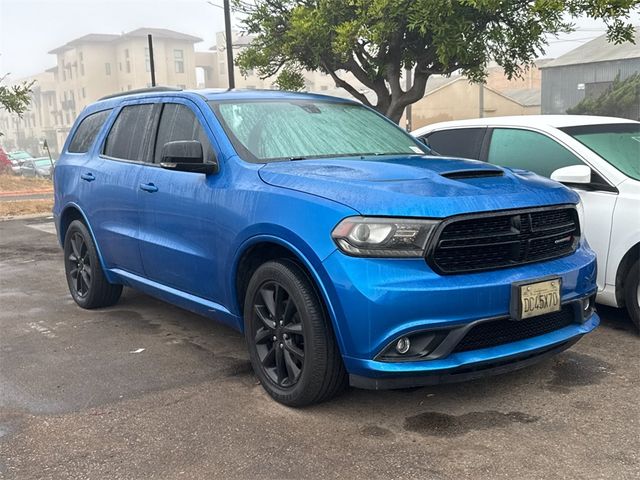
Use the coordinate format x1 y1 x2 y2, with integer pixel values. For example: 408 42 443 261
0 213 53 222
0 188 54 196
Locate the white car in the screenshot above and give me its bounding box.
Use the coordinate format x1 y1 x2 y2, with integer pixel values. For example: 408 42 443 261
413 115 640 330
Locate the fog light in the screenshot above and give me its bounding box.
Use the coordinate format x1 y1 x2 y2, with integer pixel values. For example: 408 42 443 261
583 298 590 311
395 337 411 354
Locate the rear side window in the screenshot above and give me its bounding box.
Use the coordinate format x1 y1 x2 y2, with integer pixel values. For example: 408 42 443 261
487 128 582 177
424 128 486 160
104 104 154 161
154 103 215 163
68 109 111 153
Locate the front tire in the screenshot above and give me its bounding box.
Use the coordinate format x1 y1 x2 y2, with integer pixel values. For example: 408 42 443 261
624 261 639 332
64 220 122 309
244 259 346 406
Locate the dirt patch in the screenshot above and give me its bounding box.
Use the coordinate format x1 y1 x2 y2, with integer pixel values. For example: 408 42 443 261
0 174 52 193
0 199 53 218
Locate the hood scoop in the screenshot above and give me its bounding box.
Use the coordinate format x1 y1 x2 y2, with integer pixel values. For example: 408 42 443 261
441 169 504 180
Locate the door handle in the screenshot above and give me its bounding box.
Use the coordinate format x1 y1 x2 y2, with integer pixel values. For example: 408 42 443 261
80 172 95 182
139 182 158 193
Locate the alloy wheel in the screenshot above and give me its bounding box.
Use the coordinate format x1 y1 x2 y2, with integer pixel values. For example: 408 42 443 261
67 232 92 297
252 281 305 388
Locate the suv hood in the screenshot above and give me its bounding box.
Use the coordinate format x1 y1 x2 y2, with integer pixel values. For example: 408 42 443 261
258 156 577 217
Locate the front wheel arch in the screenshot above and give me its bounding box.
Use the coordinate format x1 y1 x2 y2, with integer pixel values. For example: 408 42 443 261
615 242 640 307
232 236 346 356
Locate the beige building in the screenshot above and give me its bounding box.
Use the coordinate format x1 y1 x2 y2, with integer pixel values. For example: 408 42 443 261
1 28 202 154
409 62 546 129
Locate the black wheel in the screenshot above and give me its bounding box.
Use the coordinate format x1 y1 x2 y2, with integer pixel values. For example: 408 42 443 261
624 261 639 332
244 259 347 406
64 220 122 309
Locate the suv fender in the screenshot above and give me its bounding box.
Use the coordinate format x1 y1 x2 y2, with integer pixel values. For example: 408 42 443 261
230 233 346 355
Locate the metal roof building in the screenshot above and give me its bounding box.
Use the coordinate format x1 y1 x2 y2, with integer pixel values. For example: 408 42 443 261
540 31 640 114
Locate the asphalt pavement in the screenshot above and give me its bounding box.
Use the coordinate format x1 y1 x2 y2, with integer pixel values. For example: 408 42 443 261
0 217 638 480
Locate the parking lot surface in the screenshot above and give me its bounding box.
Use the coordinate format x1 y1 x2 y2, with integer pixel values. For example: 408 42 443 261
0 217 638 480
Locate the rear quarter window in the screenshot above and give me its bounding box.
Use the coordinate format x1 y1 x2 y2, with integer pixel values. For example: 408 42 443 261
68 109 112 153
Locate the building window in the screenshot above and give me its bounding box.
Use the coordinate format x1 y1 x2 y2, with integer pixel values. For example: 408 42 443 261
105 63 111 75
82 87 86 98
174 49 184 73
144 47 150 72
119 62 122 71
80 63 85 76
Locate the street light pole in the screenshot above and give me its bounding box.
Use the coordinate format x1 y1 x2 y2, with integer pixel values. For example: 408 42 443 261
223 0 235 89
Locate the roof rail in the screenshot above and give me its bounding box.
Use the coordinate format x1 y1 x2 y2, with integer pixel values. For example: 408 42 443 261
98 86 182 101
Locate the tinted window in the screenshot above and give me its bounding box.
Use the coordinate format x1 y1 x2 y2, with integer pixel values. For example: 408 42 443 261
68 109 111 153
424 128 486 160
154 104 215 163
487 128 582 177
104 104 154 161
561 123 640 181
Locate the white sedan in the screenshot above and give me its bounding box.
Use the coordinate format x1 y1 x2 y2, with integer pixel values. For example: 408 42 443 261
413 115 640 330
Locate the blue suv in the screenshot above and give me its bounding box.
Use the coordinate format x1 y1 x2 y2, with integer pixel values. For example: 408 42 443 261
54 88 599 406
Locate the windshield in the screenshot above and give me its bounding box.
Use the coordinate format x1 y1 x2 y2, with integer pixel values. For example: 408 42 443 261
209 99 427 162
561 123 640 181
35 159 52 167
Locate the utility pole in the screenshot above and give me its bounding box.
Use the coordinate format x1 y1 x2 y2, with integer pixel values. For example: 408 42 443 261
223 0 235 89
405 67 412 131
147 34 156 87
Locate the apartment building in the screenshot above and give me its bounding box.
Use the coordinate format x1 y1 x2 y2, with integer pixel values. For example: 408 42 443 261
1 28 202 154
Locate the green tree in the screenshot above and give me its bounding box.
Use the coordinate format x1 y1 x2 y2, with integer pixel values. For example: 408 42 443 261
0 75 34 136
235 0 639 123
568 73 640 119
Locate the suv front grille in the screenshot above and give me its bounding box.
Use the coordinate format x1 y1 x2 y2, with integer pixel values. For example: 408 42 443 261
428 206 579 274
452 306 576 353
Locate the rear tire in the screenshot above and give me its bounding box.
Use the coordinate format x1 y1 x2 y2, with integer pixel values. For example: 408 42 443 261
624 261 639 332
244 259 347 406
64 220 122 309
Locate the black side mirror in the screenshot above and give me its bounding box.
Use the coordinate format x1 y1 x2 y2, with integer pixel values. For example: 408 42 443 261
160 140 218 174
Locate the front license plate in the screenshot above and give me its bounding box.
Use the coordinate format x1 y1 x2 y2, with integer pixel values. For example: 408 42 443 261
511 278 561 320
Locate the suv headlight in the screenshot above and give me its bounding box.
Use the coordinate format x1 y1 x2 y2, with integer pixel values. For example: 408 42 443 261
331 217 439 257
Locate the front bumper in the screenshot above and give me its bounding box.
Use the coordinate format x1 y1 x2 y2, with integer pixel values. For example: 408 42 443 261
319 244 598 384
350 335 583 390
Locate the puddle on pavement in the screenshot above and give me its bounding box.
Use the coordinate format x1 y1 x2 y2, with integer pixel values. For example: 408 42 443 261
546 351 613 393
404 410 538 436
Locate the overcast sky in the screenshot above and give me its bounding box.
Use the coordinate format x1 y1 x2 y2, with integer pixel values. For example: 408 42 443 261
0 0 637 80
